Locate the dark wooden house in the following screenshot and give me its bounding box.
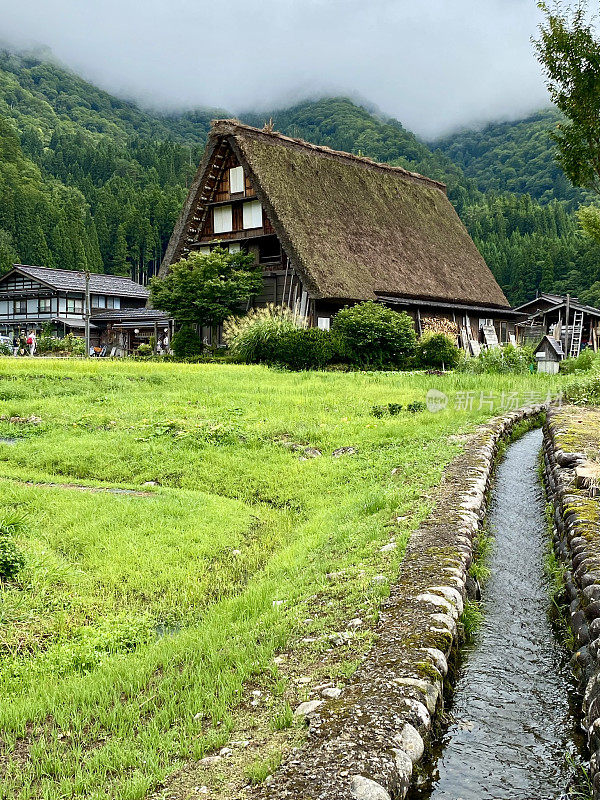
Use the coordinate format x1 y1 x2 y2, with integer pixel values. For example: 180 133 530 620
0 264 148 340
160 120 520 346
514 293 600 359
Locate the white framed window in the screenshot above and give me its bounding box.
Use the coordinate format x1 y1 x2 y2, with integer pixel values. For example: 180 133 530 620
243 200 262 230
317 317 330 331
66 296 83 314
229 166 244 195
198 246 210 255
213 205 233 234
228 243 241 254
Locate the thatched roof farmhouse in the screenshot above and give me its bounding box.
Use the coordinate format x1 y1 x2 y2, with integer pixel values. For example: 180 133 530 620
161 120 520 345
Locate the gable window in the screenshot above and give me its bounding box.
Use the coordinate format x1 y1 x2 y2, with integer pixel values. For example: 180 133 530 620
213 204 233 234
229 166 244 195
13 300 26 315
243 200 263 230
38 298 51 313
67 296 83 314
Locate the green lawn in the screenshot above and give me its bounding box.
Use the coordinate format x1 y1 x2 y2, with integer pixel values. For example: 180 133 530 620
0 359 563 799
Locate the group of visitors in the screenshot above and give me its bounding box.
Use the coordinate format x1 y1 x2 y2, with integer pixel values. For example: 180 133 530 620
12 330 36 356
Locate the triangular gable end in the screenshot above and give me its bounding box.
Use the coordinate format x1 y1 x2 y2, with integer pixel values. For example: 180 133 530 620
0 267 52 293
159 132 319 297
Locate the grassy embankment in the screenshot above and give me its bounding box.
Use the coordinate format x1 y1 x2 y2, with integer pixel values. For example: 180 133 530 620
0 359 563 799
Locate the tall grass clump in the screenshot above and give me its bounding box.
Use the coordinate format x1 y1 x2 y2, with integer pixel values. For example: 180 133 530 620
224 304 302 364
460 599 484 643
563 373 600 405
459 344 535 374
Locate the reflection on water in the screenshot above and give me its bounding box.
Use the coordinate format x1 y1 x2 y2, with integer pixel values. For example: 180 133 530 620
413 428 582 800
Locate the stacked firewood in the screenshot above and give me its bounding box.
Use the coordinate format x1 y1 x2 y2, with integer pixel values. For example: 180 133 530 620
420 316 459 338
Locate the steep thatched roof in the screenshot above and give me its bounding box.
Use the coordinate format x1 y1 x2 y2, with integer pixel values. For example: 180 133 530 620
161 120 510 309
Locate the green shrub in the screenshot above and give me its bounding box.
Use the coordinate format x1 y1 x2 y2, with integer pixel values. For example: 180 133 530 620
172 324 203 359
273 327 336 370
459 344 535 374
560 349 596 374
407 400 427 413
136 343 153 357
37 332 86 356
372 403 403 417
0 538 25 579
0 511 26 580
416 332 461 369
0 342 12 356
332 302 416 368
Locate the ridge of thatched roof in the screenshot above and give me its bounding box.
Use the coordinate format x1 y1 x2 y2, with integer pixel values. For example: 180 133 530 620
161 120 510 309
211 119 448 192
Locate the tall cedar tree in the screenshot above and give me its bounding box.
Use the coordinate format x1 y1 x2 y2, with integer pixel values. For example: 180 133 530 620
149 248 263 328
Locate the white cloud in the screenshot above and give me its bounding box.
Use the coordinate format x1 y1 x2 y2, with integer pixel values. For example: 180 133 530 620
0 0 550 137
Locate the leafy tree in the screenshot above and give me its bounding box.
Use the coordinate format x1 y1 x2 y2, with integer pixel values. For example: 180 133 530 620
577 204 600 243
149 248 263 329
534 2 600 193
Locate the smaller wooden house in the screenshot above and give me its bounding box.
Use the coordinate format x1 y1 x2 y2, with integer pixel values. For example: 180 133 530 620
534 335 563 374
514 293 600 359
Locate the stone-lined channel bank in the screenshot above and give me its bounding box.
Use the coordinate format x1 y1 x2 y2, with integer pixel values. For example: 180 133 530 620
412 428 582 800
252 405 600 800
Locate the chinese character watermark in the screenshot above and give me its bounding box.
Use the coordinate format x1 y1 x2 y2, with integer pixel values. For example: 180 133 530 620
426 388 563 413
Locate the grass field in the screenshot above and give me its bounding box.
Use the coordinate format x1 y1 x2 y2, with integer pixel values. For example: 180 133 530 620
0 359 563 799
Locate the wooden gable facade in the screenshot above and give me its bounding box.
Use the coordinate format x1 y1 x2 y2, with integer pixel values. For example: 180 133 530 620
164 135 312 327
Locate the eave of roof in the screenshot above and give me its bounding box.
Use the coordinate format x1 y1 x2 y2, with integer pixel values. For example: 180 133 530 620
91 308 172 322
377 295 524 317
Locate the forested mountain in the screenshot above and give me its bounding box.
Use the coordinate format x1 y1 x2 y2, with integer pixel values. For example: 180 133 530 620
432 110 592 207
0 49 214 281
1 47 599 306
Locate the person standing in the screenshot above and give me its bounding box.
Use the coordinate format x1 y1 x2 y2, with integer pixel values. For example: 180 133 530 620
18 331 26 356
12 334 18 357
27 330 36 356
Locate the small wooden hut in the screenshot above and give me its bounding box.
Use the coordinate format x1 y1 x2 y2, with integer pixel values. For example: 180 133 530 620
534 335 563 374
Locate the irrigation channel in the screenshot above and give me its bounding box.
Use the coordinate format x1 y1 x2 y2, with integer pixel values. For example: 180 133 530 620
412 428 585 800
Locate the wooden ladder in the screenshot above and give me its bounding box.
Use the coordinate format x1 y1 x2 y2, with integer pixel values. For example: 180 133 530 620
569 310 584 358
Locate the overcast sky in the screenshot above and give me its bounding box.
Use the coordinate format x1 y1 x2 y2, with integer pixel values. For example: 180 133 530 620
0 0 550 138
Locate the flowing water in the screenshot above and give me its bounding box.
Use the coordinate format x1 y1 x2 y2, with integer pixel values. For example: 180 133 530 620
413 428 583 800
